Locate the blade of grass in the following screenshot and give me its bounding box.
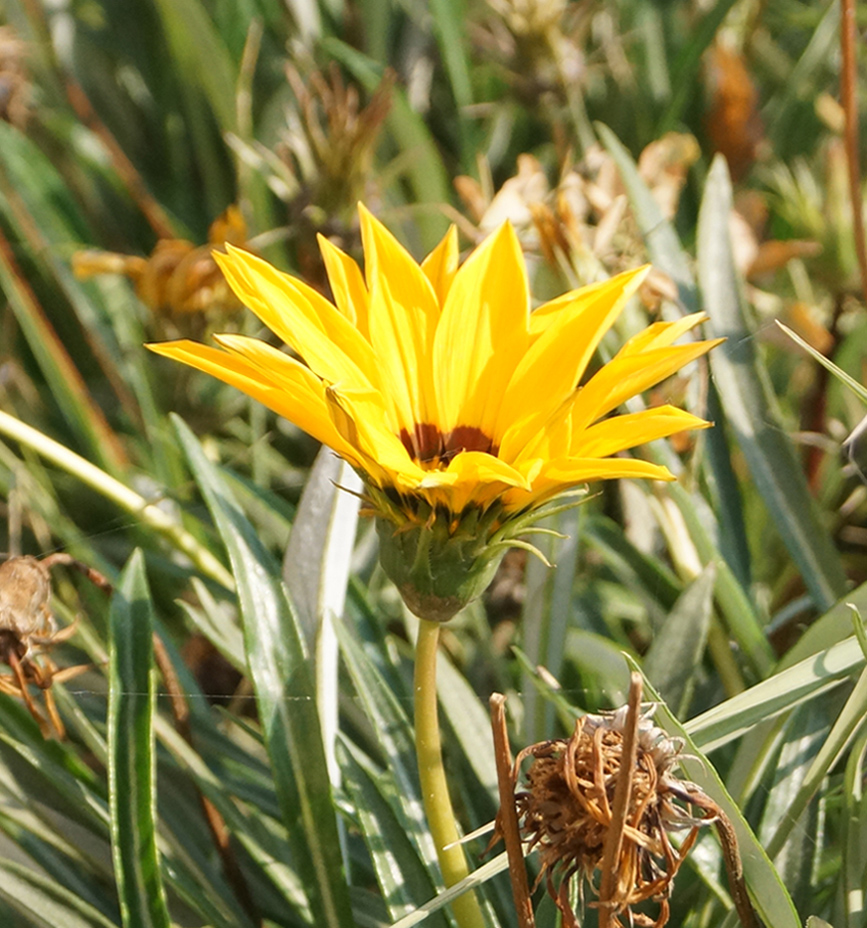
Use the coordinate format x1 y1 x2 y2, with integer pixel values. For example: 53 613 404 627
0 214 126 474
697 154 847 612
172 413 355 928
150 0 237 134
686 633 865 753
657 0 739 134
630 658 801 928
0 859 120 928
386 853 510 928
843 730 867 928
643 564 715 717
340 744 449 927
0 410 233 589
777 321 867 404
766 659 867 859
283 448 361 785
108 550 171 928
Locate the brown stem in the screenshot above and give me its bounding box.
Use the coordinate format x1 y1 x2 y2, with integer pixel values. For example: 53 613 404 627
841 0 867 309
803 293 845 489
489 693 535 928
597 672 642 928
684 789 757 928
151 633 261 926
41 553 113 595
0 225 128 471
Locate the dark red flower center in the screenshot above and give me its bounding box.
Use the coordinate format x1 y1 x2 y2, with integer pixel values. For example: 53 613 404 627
400 423 498 467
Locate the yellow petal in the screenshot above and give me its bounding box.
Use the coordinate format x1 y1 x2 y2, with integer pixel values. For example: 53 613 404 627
415 451 530 512
528 269 642 336
214 246 379 389
421 225 459 306
318 234 370 338
495 265 649 447
323 382 427 491
433 221 529 437
359 205 440 432
504 456 675 510
615 312 709 356
569 339 722 434
570 406 710 458
147 339 357 462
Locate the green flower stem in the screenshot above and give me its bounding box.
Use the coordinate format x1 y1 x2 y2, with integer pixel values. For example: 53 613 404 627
414 618 486 928
0 410 234 589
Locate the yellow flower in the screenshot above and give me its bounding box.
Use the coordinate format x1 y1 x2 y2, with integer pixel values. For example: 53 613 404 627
148 205 719 620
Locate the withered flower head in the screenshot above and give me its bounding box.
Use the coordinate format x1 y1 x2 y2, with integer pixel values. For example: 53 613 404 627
510 706 715 928
72 205 249 316
0 554 109 739
279 63 393 223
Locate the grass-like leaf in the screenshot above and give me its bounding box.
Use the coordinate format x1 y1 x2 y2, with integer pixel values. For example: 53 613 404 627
107 550 170 928
173 413 355 928
697 154 848 613
631 659 801 928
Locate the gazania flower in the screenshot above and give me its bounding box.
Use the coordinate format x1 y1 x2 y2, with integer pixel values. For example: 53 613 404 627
148 205 718 620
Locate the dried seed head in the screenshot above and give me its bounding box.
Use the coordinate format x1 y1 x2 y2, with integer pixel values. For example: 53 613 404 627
508 706 714 928
0 555 53 654
0 554 109 739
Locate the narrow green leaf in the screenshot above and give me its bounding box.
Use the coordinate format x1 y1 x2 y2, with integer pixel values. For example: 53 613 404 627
522 507 581 744
644 564 715 717
428 0 473 110
150 0 237 133
340 745 447 927
108 550 170 928
172 414 355 928
686 634 865 753
284 448 361 784
657 0 739 134
631 659 801 928
777 321 867 405
697 155 847 612
386 853 510 928
766 661 867 858
842 731 867 928
0 859 119 928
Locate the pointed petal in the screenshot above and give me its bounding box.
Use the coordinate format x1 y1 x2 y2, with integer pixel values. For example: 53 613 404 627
214 246 379 389
495 265 649 446
417 451 530 513
421 225 459 306
528 267 646 337
570 406 710 458
318 234 370 338
615 312 709 356
570 339 722 434
359 205 440 431
147 339 358 463
323 382 427 491
433 221 530 437
504 456 675 510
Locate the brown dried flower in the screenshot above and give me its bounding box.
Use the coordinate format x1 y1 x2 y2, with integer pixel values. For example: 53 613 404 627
72 205 249 316
493 699 754 928
0 554 109 738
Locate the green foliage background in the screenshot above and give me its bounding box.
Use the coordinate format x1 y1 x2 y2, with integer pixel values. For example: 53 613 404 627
0 1 865 926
